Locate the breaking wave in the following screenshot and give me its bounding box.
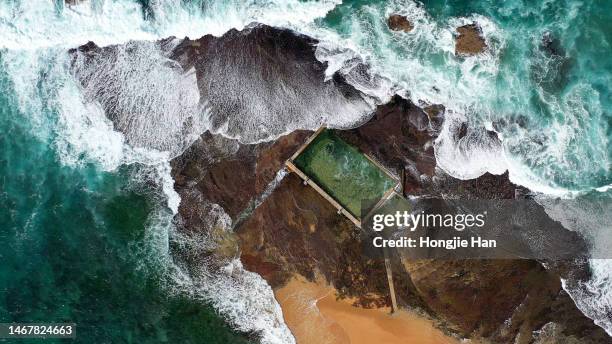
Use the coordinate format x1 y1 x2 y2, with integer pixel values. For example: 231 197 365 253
71 39 206 156
281 1 612 335
168 197 295 343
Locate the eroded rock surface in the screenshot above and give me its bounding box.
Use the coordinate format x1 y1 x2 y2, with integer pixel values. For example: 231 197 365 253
171 130 310 224
404 259 610 343
172 93 607 343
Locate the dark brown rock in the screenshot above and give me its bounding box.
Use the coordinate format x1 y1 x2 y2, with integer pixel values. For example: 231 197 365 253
170 94 608 343
236 172 425 310
455 23 487 56
67 41 98 54
402 259 611 343
171 130 311 222
168 24 371 142
336 95 437 179
422 103 445 132
388 14 414 32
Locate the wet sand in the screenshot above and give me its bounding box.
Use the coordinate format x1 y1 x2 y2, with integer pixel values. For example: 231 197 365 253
275 276 459 344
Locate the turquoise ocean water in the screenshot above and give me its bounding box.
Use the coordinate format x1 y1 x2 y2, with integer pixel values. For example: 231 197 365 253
0 60 252 343
319 0 611 191
0 0 610 342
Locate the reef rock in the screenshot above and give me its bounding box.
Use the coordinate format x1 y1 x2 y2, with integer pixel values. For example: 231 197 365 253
455 23 487 56
171 130 311 224
171 91 608 343
403 259 610 343
388 14 414 32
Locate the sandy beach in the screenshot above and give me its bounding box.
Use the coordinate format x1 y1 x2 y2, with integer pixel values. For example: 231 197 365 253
275 276 459 344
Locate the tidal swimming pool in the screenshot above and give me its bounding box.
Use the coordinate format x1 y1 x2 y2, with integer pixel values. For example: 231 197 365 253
293 129 397 218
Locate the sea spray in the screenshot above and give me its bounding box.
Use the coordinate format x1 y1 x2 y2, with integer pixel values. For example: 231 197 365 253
433 112 508 180
300 0 610 194
190 24 375 144
3 45 296 344
71 39 206 156
0 69 251 342
304 0 509 182
294 0 612 333
0 0 340 50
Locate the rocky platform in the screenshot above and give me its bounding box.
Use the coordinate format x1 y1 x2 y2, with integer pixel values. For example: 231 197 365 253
70 24 610 343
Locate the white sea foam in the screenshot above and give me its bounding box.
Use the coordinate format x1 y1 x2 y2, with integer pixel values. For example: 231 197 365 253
0 0 340 50
72 39 206 156
262 0 612 338
200 36 375 144
433 113 508 180
287 2 611 336
4 44 294 343
185 258 295 344
167 199 295 343
290 0 511 180
561 260 612 336
596 184 612 193
0 0 153 49
296 0 606 197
